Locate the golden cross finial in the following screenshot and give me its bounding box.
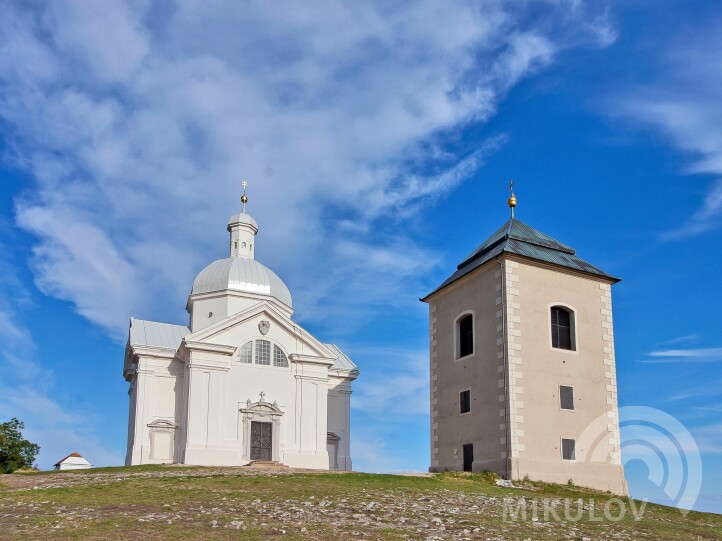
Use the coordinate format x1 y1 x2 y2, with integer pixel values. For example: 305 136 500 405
507 178 517 218
241 180 248 213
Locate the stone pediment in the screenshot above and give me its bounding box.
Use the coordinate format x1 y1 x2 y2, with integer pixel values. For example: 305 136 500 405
183 301 335 361
240 399 283 416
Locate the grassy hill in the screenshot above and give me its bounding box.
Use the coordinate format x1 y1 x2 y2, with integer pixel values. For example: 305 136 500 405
0 465 719 540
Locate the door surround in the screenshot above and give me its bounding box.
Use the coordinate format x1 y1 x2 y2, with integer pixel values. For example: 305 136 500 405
240 398 283 462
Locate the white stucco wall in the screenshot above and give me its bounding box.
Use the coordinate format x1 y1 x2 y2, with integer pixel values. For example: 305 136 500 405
126 303 356 471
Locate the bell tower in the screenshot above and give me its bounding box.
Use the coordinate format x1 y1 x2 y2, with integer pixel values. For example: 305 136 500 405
421 185 626 495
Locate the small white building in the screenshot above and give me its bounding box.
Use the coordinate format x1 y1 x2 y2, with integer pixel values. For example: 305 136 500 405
54 453 92 470
123 200 359 470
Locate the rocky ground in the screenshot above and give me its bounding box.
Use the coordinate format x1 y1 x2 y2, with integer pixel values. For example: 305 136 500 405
0 465 720 540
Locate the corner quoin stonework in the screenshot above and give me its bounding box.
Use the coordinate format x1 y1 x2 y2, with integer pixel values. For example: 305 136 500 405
430 303 439 469
600 283 622 465
497 259 524 469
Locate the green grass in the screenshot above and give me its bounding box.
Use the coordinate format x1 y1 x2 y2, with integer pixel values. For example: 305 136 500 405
0 467 719 540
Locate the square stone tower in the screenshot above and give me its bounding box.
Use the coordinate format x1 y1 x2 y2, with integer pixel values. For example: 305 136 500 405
421 216 626 494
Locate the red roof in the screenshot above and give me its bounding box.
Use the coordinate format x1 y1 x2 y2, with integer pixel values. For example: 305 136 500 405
54 452 85 466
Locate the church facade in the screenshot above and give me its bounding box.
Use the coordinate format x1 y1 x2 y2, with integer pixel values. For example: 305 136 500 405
422 194 626 494
123 205 358 470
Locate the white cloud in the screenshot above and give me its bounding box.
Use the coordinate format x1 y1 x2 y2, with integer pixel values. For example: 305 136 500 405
643 348 722 362
0 245 121 469
0 0 615 339
657 334 700 347
0 385 124 468
612 23 722 240
352 349 429 419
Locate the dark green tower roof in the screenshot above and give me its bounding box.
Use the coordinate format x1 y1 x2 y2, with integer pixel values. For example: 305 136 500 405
422 218 619 300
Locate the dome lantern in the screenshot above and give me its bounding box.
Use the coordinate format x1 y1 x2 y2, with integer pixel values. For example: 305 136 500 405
228 181 257 259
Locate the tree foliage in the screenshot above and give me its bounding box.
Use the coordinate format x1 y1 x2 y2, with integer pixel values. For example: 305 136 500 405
0 418 40 473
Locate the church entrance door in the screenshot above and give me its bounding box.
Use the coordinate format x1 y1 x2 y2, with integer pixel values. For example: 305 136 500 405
250 421 272 460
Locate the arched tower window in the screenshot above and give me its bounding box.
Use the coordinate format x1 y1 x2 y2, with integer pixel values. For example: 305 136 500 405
551 306 575 350
457 314 474 358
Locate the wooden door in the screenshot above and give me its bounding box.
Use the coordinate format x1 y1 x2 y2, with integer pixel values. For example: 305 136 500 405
250 421 272 460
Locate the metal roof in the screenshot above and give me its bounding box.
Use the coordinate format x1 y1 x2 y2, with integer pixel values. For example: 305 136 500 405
227 212 258 230
129 318 189 350
324 343 359 372
423 218 619 300
191 257 293 307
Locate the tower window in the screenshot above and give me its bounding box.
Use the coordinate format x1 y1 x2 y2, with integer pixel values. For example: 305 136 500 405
457 314 474 358
559 385 574 410
273 345 288 367
255 339 270 365
460 390 471 414
239 341 253 363
562 438 576 461
551 306 575 350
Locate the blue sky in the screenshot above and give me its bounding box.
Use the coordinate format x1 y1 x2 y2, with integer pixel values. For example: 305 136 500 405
1 0 721 514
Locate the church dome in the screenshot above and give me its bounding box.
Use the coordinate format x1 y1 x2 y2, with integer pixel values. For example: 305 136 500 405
191 257 293 308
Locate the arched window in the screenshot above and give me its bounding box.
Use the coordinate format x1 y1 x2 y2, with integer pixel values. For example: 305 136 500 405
273 345 288 367
236 339 290 368
457 314 473 358
239 341 253 363
551 306 575 350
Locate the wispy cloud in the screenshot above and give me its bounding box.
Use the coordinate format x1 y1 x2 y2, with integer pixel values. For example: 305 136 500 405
0 242 121 469
0 0 616 339
610 18 722 240
657 334 700 347
353 349 429 419
693 422 722 455
644 348 722 362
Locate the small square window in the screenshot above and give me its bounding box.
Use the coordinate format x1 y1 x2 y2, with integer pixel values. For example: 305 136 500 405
562 438 576 461
460 390 471 414
560 385 574 411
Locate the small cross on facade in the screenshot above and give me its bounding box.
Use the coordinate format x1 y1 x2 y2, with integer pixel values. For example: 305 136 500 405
259 391 265 402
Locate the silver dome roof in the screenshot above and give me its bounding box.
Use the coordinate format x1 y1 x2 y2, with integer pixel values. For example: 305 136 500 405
227 212 258 230
191 257 292 307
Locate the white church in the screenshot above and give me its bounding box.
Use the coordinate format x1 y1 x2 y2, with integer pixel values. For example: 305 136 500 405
123 191 359 470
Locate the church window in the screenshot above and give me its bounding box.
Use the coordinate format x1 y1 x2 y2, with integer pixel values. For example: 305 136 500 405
561 438 576 461
551 306 575 350
456 314 474 358
460 390 471 414
239 341 253 363
242 242 246 248
255 340 270 365
273 345 288 367
559 385 574 410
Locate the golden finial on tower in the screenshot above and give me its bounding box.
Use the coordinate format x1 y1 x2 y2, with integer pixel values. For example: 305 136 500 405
241 180 248 212
507 179 517 218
